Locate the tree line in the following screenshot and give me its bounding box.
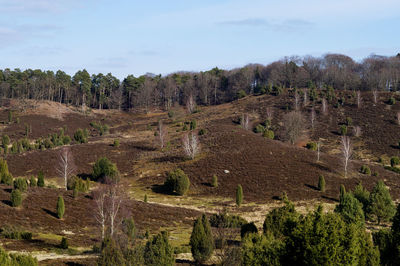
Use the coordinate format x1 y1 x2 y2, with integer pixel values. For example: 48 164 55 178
0 53 399 111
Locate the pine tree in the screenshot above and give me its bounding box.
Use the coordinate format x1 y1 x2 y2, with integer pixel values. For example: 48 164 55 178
144 231 174 266
98 237 126 266
30 176 37 187
190 214 214 263
334 192 365 224
211 175 218 188
57 196 65 219
11 189 22 207
37 171 45 187
339 184 346 205
236 184 243 207
368 180 395 224
318 175 325 192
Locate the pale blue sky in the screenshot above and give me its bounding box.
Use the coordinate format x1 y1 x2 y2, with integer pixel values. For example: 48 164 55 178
0 0 399 78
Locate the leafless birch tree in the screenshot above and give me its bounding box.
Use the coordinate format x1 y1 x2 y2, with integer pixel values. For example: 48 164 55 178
186 94 196 113
310 107 316 129
353 126 362 137
182 132 200 159
397 112 400 126
241 113 250 130
321 98 328 115
283 111 305 144
356 91 362 108
266 107 274 123
56 147 76 190
341 136 352 178
294 91 300 111
107 183 122 237
316 141 321 162
303 90 308 107
157 120 168 149
94 187 107 240
372 90 378 104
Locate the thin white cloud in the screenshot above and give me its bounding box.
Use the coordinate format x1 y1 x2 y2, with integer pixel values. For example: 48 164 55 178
0 0 86 14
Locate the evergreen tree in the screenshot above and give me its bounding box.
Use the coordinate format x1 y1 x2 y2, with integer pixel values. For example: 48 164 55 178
37 171 45 187
164 169 190 196
190 214 214 263
30 176 37 187
92 157 119 182
98 237 126 266
211 175 218 188
236 184 243 207
334 192 365 224
242 232 284 266
339 184 346 205
57 196 65 219
144 231 174 266
122 217 136 243
368 180 395 224
353 182 370 213
11 189 22 207
318 175 325 192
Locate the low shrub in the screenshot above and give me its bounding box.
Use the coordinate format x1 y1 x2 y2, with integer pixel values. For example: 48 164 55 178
60 237 69 249
360 165 371 175
13 178 28 192
318 175 326 192
306 142 317 151
30 176 37 187
37 171 45 187
74 129 88 144
391 156 400 167
240 222 258 238
263 130 274 139
0 226 32 240
209 213 247 228
190 120 197 130
388 97 396 105
211 175 218 188
198 129 207 135
254 124 265 134
340 125 347 135
164 169 190 196
67 176 89 192
113 139 120 147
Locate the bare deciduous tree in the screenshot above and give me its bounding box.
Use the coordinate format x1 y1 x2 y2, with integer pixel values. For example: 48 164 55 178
283 111 306 144
56 147 76 190
107 183 122 237
321 98 328 115
182 132 200 159
310 107 316 129
372 90 378 104
294 91 300 111
266 107 274 122
341 136 352 178
353 126 362 137
186 94 196 113
316 141 321 162
93 187 107 240
356 91 362 108
241 113 250 130
397 112 400 126
303 89 308 107
157 120 168 149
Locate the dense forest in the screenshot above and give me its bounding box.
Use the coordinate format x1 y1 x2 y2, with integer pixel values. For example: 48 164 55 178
0 53 399 111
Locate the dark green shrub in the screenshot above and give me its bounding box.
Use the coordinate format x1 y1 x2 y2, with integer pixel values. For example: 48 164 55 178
190 120 197 130
2 173 13 186
353 182 370 213
360 165 371 175
144 194 148 203
60 237 68 249
190 214 214 263
57 196 65 219
198 129 207 135
8 111 12 123
237 90 247 99
67 176 89 192
92 157 119 182
318 175 325 192
0 226 32 240
37 171 45 187
388 97 396 105
306 142 317 151
340 125 347 135
113 139 120 147
90 122 109 136
62 135 71 145
211 175 218 188
13 178 28 192
346 117 353 126
391 156 400 167
209 213 247 228
334 192 365 224
74 128 88 143
2 135 10 150
263 130 274 139
182 124 188 131
144 231 174 266
30 176 37 187
236 184 243 207
10 142 17 153
164 169 190 196
168 110 174 118
240 222 258 238
11 189 22 207
254 124 265 133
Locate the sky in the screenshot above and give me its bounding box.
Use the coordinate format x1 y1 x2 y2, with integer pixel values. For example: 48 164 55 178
0 0 399 78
